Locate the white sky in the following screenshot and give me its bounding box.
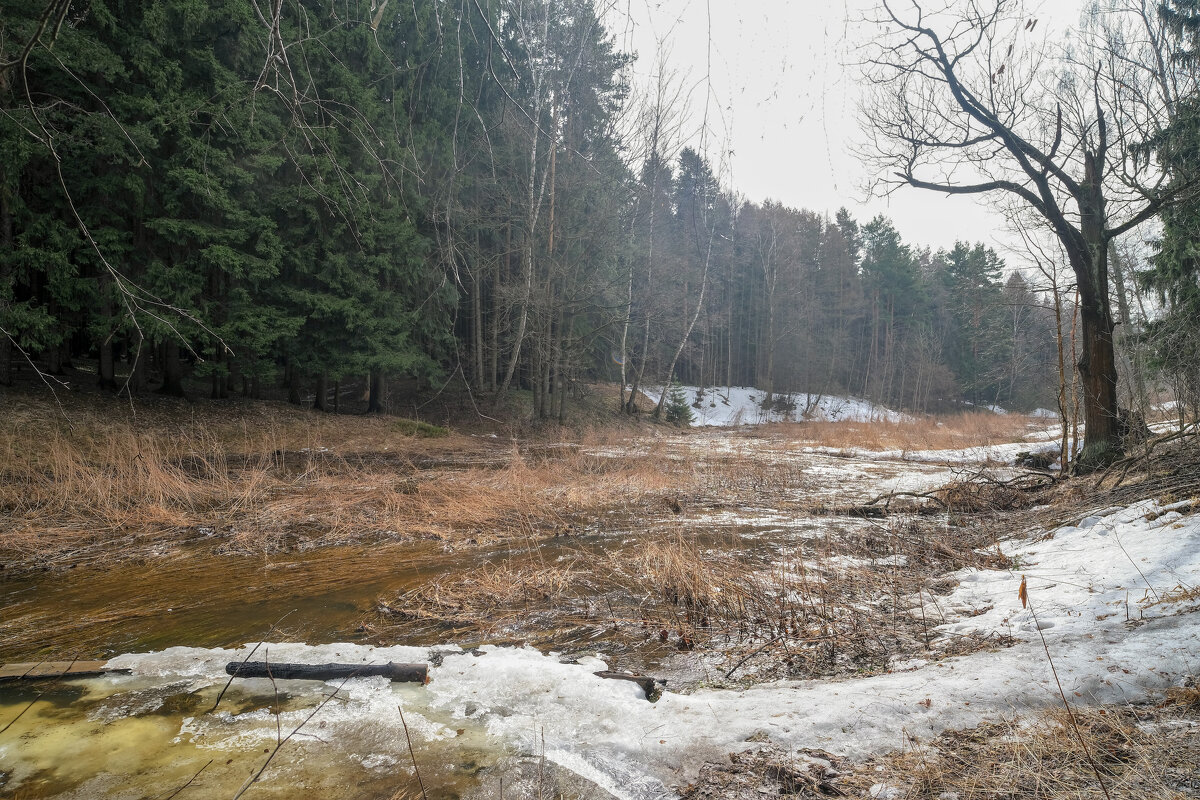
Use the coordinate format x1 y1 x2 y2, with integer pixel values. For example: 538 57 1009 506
608 0 1087 254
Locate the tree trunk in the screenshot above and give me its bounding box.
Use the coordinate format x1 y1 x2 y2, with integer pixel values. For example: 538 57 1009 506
225 661 427 683
1109 244 1148 414
127 333 147 395
1075 302 1121 471
655 229 714 418
367 370 385 413
157 340 186 397
99 336 116 391
0 170 13 386
472 267 485 390
313 371 329 412
1070 166 1122 473
286 362 303 405
0 338 10 387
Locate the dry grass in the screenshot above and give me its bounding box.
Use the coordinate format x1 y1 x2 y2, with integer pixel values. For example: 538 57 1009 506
835 701 1200 799
683 699 1200 800
369 512 1017 682
0 393 696 570
769 411 1047 454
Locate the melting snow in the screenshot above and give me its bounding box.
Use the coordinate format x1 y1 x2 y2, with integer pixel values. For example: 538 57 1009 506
68 496 1200 799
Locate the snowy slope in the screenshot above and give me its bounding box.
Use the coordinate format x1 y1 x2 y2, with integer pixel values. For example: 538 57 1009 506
642 385 908 426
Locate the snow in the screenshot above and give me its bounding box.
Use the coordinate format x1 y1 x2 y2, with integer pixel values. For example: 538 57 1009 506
641 385 908 426
56 496 1200 799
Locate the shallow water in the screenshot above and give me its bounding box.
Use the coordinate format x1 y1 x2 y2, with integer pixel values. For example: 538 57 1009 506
0 651 516 799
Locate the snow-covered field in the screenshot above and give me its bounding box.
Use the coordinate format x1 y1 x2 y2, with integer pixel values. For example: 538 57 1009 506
641 385 909 426
5 497 1197 799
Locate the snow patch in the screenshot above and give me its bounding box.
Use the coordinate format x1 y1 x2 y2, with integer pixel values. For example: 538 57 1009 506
640 385 908 426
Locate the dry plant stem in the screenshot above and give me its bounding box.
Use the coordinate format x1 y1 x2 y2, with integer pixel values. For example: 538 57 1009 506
724 635 785 680
0 658 76 736
209 609 296 714
398 705 429 800
1026 592 1113 800
230 677 350 800
154 760 213 800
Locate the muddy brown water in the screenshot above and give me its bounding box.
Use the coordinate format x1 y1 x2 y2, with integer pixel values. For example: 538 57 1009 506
0 512 864 663
1 538 553 661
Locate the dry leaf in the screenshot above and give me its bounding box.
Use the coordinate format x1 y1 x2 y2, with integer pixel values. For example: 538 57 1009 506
1018 575 1028 608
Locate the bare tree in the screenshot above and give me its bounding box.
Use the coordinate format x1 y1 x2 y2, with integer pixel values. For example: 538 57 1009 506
861 0 1198 470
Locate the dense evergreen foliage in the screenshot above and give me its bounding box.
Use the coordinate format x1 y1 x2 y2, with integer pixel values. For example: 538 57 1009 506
0 0 1123 417
1142 0 1200 419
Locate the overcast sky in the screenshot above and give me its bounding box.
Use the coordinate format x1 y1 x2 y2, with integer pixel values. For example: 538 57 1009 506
607 0 1086 255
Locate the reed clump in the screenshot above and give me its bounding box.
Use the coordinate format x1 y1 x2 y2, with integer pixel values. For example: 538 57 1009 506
0 394 701 570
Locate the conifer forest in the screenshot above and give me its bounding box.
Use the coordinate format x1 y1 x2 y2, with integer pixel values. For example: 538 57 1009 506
4 0 1195 439
6 4 1200 799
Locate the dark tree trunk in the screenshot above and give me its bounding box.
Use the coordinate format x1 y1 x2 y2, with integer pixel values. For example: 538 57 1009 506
157 340 186 397
1075 297 1121 470
98 337 116 391
46 341 64 375
313 371 329 412
97 276 117 390
1069 161 1122 472
367 370 385 414
0 171 12 386
0 339 10 387
286 362 303 405
225 661 427 683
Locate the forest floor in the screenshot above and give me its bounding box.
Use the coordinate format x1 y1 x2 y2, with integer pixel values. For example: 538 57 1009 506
1 388 1199 799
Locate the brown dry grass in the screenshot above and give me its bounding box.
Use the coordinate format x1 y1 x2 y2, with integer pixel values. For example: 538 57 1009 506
684 699 1200 800
370 512 1016 682
769 411 1047 454
836 700 1200 799
0 393 693 570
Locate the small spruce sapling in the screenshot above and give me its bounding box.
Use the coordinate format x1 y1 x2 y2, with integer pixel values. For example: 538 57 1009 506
664 380 695 427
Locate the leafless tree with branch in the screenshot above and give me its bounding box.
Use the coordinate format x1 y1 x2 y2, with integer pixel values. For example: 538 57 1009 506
860 0 1199 470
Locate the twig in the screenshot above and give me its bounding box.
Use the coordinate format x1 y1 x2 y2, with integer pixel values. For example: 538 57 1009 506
154 760 212 800
398 704 429 800
230 677 350 800
0 658 77 735
208 609 296 713
1021 577 1113 800
724 634 785 680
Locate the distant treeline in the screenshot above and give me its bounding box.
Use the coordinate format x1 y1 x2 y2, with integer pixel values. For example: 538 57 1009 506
0 1 1088 415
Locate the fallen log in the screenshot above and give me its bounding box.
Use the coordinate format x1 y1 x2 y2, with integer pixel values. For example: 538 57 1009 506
225 661 428 683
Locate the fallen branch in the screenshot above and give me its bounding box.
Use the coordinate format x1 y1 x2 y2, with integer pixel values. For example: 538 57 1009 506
594 670 662 699
1095 420 1200 490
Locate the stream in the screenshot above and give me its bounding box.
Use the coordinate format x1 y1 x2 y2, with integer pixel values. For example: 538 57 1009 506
0 442 971 799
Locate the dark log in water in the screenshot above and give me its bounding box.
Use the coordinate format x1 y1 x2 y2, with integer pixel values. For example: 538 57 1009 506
225 661 428 683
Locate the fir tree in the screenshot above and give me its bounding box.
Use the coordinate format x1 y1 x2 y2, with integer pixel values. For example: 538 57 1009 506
663 379 694 426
